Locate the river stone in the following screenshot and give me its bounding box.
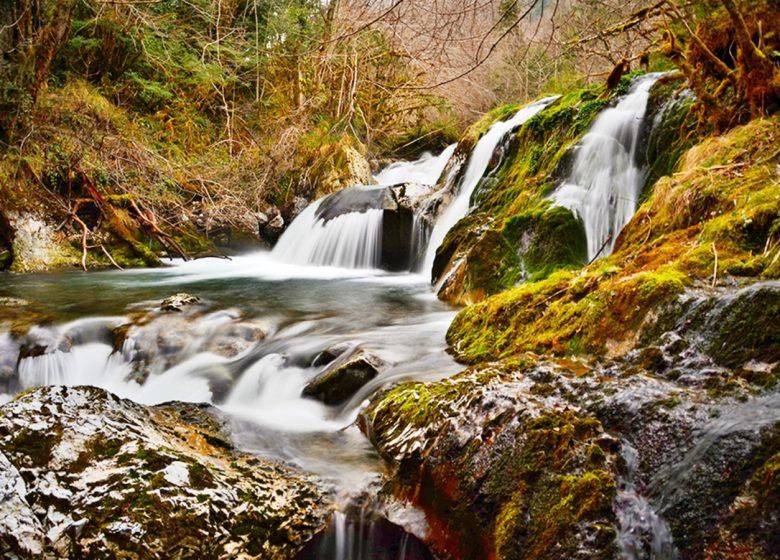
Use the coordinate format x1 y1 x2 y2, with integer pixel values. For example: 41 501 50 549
0 385 330 558
160 292 201 312
311 342 357 368
303 350 385 406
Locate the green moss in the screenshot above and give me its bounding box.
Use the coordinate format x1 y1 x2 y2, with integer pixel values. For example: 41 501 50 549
433 84 623 304
505 203 587 281
448 117 780 363
2 426 61 466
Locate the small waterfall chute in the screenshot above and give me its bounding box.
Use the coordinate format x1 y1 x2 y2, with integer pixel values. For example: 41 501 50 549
422 96 560 278
374 144 456 186
273 146 458 270
551 74 662 261
273 194 385 269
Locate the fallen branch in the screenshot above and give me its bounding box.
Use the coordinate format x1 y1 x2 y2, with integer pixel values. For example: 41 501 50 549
128 198 189 261
711 242 718 288
588 234 613 265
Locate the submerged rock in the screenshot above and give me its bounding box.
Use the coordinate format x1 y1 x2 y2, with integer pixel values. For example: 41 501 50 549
0 385 330 558
303 349 385 406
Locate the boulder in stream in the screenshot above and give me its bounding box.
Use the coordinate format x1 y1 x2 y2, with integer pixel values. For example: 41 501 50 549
0 385 331 558
160 292 202 312
303 349 385 406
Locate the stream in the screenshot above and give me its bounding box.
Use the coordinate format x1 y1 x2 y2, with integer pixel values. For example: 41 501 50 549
0 79 683 558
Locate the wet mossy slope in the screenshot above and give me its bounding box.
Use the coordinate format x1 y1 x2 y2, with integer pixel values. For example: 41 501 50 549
432 74 696 306
447 116 780 363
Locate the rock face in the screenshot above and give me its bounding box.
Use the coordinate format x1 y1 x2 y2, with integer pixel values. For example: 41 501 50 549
303 349 385 406
360 361 622 560
0 385 331 559
6 212 81 273
361 348 780 560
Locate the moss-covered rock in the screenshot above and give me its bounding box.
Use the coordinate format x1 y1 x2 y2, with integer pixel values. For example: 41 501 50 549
0 385 331 558
430 84 625 304
360 362 621 560
313 135 375 198
447 116 780 363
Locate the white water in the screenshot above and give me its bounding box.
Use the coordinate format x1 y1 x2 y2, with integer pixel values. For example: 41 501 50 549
272 196 385 269
374 144 456 186
616 442 677 559
273 147 457 270
422 96 560 278
552 75 661 260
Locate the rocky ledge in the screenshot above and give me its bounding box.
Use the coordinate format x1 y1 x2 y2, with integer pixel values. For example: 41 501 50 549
0 385 331 559
360 348 780 560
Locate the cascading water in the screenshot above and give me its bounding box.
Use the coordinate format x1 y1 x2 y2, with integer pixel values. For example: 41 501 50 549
273 147 457 270
551 74 662 261
273 195 385 269
615 442 677 559
422 96 560 278
374 144 456 186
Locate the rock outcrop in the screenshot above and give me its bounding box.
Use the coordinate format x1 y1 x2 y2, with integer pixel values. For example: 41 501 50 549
0 385 331 558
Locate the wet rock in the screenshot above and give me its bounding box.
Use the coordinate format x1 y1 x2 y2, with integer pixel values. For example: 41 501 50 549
0 385 331 558
640 281 780 370
311 342 357 368
303 350 385 406
112 310 267 383
360 361 622 560
258 210 285 247
160 292 201 312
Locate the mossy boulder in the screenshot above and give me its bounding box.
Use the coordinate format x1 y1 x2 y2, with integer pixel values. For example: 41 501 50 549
0 385 331 558
429 86 614 304
360 362 622 560
313 135 375 198
506 203 587 281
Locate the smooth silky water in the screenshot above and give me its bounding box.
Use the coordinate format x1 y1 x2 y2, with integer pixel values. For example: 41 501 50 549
0 90 676 556
0 150 465 558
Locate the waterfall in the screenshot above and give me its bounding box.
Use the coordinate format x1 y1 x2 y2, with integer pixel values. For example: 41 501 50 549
422 96 560 277
374 144 456 186
273 147 457 270
273 195 385 269
551 74 662 261
615 442 677 559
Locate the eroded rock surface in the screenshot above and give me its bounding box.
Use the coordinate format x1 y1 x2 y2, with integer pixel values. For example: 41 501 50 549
361 348 780 560
0 385 331 559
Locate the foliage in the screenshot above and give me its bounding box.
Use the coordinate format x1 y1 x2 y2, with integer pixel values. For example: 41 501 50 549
662 0 780 130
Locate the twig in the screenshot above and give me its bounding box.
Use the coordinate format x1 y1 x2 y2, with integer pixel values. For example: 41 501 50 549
711 242 718 288
97 245 124 270
588 234 613 265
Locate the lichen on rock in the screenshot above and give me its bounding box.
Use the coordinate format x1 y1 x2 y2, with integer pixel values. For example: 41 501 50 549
0 385 331 558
